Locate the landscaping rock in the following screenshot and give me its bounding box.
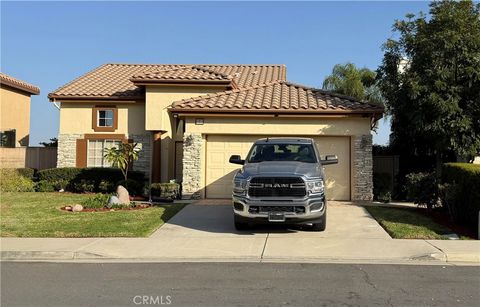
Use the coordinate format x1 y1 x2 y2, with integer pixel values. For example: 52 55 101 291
107 195 120 208
116 185 130 204
72 204 83 212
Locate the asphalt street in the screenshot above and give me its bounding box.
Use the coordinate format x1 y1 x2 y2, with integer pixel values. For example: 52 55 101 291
1 262 479 306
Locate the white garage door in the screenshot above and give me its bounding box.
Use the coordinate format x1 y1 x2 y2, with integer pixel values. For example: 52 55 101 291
205 135 351 200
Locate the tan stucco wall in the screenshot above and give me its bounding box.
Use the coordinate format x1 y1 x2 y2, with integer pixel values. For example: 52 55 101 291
145 85 226 182
184 116 372 136
145 86 225 132
59 103 146 135
0 87 31 146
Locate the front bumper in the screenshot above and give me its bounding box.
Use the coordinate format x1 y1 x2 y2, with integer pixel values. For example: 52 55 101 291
232 193 326 224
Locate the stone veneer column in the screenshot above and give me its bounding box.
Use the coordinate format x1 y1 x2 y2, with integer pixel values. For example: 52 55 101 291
57 134 83 167
182 133 203 199
353 134 373 201
129 133 151 178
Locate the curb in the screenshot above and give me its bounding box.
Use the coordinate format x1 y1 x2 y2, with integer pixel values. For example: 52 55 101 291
1 251 108 261
4 250 478 264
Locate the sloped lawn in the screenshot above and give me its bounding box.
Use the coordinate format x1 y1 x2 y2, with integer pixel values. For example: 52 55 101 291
365 206 456 240
0 192 185 237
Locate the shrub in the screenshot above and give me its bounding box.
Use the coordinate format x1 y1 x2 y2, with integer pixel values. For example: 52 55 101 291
73 179 95 193
36 167 146 193
35 179 69 192
37 167 82 183
35 180 55 192
81 193 111 209
98 180 115 193
150 183 180 200
404 172 438 209
16 168 35 180
442 163 480 230
116 179 144 196
0 169 36 192
373 173 392 203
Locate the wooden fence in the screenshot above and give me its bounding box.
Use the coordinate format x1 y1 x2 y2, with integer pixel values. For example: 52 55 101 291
373 155 400 192
0 147 57 169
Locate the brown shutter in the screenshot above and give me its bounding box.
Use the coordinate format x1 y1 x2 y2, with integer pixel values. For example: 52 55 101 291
76 139 87 168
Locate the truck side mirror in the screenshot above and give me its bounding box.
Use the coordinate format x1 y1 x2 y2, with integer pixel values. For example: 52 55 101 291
229 155 245 165
321 155 338 165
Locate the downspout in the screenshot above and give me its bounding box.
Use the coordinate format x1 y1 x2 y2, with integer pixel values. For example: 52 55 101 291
52 99 60 110
148 132 154 203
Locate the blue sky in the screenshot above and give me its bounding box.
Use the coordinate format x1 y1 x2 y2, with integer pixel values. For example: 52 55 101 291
1 1 430 146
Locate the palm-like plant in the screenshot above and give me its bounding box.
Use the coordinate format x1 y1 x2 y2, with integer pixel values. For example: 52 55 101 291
104 143 140 180
322 63 384 106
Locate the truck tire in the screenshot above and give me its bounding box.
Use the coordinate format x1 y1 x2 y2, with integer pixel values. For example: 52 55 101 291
234 215 249 230
311 213 326 231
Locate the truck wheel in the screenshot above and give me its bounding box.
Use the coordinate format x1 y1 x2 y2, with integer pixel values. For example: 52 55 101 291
234 215 249 230
311 214 326 231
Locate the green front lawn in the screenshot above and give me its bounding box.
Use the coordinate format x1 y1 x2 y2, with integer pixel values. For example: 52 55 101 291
365 206 455 240
0 192 185 237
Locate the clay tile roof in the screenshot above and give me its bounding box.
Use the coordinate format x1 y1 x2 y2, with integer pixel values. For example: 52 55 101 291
170 81 384 114
0 73 40 95
48 63 286 100
130 66 234 83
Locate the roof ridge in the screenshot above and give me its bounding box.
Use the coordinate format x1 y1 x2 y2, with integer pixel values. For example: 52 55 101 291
105 63 286 67
48 64 109 99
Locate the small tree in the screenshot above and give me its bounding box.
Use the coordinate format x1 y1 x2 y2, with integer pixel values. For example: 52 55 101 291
377 0 480 174
39 137 58 147
104 143 140 181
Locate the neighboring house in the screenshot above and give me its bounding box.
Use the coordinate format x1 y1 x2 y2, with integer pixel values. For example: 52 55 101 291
48 64 383 201
0 73 40 147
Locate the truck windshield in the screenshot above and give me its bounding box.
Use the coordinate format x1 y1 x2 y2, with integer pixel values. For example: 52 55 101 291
247 144 317 163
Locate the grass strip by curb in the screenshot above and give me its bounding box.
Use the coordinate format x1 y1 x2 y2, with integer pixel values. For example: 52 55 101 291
365 206 454 240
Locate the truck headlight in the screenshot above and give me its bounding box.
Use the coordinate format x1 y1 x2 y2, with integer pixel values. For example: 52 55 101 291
233 179 247 194
307 180 324 194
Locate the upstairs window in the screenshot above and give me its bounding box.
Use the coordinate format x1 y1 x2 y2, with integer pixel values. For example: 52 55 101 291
98 110 114 127
92 106 117 132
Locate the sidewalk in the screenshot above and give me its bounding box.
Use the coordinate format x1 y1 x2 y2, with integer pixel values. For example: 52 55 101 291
1 236 479 264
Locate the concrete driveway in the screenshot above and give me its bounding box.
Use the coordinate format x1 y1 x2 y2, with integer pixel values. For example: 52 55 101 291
151 200 390 239
144 201 437 262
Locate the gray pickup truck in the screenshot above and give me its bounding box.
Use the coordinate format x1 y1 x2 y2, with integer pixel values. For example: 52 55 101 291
229 138 338 231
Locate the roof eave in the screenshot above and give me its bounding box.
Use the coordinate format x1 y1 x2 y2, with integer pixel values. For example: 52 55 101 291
1 81 40 95
169 108 384 115
48 94 144 102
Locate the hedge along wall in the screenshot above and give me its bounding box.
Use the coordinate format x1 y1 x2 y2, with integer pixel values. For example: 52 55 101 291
36 167 146 193
442 163 480 228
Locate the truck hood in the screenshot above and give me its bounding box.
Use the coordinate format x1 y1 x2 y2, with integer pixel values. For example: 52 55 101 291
241 161 323 179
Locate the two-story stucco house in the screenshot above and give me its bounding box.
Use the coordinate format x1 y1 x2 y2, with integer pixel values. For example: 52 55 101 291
0 73 40 147
48 64 383 200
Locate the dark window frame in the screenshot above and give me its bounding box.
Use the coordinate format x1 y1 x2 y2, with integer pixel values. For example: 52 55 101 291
92 106 118 132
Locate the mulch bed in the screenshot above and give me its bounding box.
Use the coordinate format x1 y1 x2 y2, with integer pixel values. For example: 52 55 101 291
60 204 151 212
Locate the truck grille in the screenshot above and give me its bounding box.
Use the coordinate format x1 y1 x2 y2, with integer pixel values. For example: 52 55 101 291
248 177 306 197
